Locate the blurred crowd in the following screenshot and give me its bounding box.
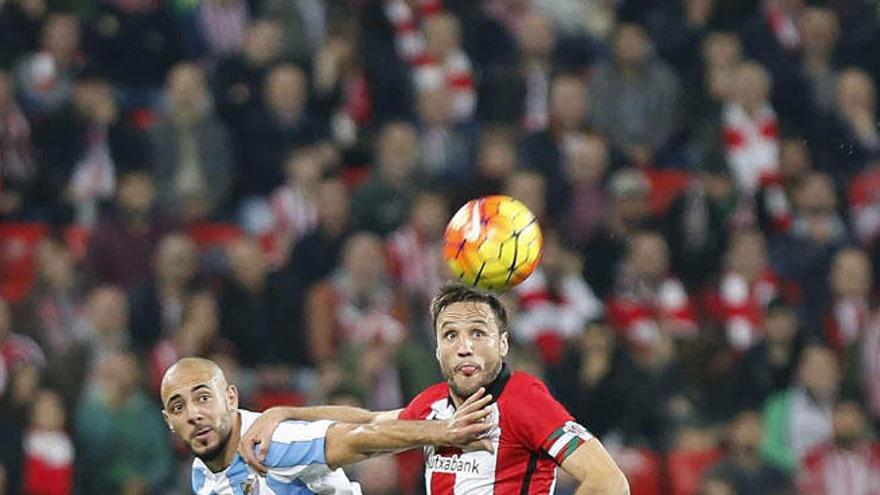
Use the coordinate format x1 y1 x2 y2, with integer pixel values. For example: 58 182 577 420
1 0 880 493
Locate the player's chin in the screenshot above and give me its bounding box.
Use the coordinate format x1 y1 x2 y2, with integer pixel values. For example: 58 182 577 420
451 374 487 398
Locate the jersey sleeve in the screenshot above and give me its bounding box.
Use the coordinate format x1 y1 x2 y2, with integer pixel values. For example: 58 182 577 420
260 419 335 481
399 383 447 420
509 378 594 466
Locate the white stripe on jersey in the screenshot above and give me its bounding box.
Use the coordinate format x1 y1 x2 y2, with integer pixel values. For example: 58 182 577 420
423 397 501 495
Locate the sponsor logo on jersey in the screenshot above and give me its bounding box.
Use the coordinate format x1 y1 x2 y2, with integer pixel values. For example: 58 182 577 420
426 454 481 474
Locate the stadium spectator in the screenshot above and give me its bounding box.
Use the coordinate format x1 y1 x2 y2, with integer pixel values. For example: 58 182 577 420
455 125 517 205
590 22 682 168
386 189 449 341
78 285 130 396
218 237 295 367
823 248 873 357
721 61 780 195
352 120 418 235
148 291 220 393
0 0 47 68
799 7 840 114
663 159 737 289
548 319 649 443
711 229 781 352
796 400 880 494
520 73 590 219
704 409 791 494
581 168 658 298
512 229 602 365
306 232 409 409
83 0 183 104
415 85 477 185
504 169 547 225
22 388 73 495
762 345 839 473
512 11 557 131
415 12 476 123
75 351 173 494
0 68 35 220
731 298 804 411
561 133 609 248
238 63 326 198
151 63 233 224
128 233 200 351
85 170 171 290
185 0 251 60
755 135 812 236
812 68 880 186
607 230 697 351
30 71 150 225
213 19 284 124
13 13 82 118
264 145 326 265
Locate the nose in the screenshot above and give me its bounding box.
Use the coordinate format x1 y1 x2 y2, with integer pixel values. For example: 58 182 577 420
456 336 474 356
185 401 204 424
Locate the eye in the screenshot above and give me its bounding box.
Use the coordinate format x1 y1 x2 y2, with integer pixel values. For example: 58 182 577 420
198 394 211 402
472 329 486 338
444 331 457 341
170 403 183 414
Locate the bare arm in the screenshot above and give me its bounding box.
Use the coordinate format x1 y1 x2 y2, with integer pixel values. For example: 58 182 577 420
322 388 494 468
561 439 629 495
238 406 402 471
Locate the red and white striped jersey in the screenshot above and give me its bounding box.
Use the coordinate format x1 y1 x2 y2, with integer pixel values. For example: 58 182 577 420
797 442 880 495
399 366 593 494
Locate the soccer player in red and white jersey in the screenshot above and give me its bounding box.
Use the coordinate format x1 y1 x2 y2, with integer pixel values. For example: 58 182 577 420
240 284 629 494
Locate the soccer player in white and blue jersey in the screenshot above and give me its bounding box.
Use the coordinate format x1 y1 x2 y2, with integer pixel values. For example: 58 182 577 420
160 357 494 495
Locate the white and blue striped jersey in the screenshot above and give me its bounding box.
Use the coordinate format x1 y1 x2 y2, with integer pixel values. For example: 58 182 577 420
191 409 361 495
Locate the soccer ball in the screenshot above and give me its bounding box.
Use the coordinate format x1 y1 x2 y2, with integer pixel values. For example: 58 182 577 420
443 195 543 291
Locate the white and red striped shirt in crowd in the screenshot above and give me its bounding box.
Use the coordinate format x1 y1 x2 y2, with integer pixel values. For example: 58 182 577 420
512 268 603 365
399 366 594 495
723 102 780 195
864 323 880 422
824 299 871 357
384 0 475 122
264 184 319 266
386 224 445 309
606 276 697 350
711 269 780 352
797 442 880 495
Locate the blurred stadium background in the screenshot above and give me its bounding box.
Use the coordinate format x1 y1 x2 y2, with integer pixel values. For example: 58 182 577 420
1 0 880 493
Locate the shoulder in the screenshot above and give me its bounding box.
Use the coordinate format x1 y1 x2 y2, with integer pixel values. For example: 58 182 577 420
400 382 449 419
503 371 553 398
191 460 209 494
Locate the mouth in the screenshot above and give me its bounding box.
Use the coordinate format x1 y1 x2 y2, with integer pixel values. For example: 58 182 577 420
456 364 481 377
192 426 213 441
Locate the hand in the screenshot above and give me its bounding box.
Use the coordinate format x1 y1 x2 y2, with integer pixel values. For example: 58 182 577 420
239 406 292 475
442 388 495 452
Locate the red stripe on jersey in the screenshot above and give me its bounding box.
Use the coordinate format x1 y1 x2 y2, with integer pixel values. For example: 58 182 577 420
431 472 456 494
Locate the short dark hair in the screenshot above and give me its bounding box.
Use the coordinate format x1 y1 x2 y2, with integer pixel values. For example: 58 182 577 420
430 284 508 335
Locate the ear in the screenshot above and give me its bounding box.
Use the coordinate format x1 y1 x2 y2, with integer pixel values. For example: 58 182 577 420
500 332 509 358
227 384 239 410
435 346 441 363
161 410 173 432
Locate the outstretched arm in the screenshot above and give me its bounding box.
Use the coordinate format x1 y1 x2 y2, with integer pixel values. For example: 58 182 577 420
239 405 402 469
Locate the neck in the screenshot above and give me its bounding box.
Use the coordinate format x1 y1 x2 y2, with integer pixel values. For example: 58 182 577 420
205 411 241 472
450 363 508 408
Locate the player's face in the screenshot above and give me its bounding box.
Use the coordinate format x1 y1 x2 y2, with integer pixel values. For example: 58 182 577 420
162 372 238 462
435 301 509 400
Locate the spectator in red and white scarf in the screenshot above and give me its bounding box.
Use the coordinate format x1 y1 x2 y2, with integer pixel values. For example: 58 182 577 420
711 229 780 352
607 230 697 352
22 389 73 495
385 189 449 325
722 61 780 195
797 400 880 495
512 229 603 366
756 135 812 236
823 249 873 357
0 69 35 220
413 12 475 123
